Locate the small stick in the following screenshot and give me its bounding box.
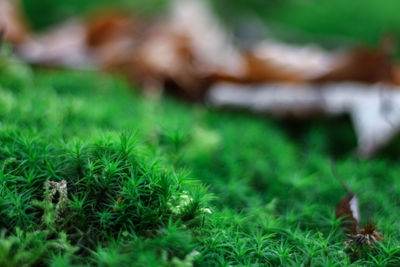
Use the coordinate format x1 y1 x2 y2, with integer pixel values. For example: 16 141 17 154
330 158 352 194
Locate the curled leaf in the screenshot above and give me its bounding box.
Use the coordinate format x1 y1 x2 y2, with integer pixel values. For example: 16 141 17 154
336 193 360 234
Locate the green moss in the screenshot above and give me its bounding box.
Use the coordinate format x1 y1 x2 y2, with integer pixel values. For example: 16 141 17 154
1 38 400 266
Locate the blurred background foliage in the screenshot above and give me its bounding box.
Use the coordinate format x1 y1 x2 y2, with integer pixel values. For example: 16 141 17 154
212 0 400 47
21 0 400 50
20 0 168 30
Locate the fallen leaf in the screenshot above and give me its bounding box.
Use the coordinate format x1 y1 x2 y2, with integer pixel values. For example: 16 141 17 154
313 36 398 84
0 0 29 44
129 28 207 99
85 11 143 70
332 174 384 253
248 40 338 80
312 48 396 84
17 20 94 68
210 51 306 84
168 0 246 78
207 82 400 157
336 193 360 234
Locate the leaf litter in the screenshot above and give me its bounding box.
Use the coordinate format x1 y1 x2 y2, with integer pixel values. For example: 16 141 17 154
2 0 400 156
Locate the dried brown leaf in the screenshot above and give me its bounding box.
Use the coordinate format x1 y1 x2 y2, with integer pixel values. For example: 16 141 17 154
336 193 360 234
0 0 29 44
